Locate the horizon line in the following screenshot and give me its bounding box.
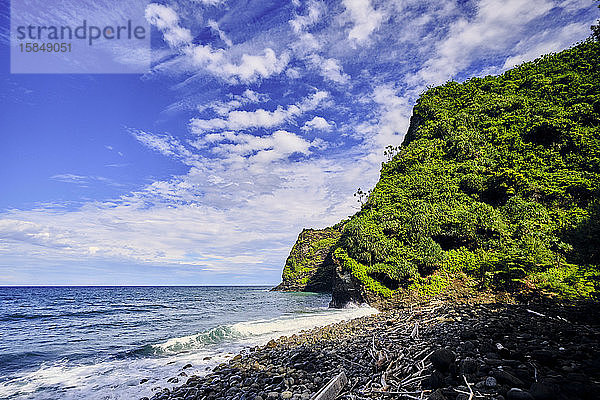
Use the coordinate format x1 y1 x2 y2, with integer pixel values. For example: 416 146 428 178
0 284 277 288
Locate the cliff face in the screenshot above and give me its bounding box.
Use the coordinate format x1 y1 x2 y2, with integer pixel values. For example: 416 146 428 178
277 39 600 307
272 226 342 292
328 259 367 308
331 39 600 304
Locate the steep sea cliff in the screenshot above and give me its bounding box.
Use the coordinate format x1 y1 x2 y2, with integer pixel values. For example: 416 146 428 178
272 227 341 293
275 39 600 307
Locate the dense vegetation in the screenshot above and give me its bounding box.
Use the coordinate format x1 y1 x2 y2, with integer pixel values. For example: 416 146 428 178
333 38 600 300
274 225 344 292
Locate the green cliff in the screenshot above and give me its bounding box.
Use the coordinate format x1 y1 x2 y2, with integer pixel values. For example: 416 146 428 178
277 38 600 305
272 225 342 292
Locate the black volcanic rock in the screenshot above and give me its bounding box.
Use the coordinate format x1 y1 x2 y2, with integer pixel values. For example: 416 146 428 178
430 348 456 372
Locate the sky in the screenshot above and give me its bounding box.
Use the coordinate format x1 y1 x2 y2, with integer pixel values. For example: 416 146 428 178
0 0 597 286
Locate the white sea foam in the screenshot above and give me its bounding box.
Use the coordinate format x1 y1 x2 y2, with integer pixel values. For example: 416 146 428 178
0 350 224 400
233 304 376 338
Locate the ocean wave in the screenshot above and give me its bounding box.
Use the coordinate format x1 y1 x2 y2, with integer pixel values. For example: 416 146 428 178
0 305 174 322
0 313 56 322
147 304 378 356
149 325 242 355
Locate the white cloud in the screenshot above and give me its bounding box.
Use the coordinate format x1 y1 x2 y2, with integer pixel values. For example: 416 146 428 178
342 0 385 45
134 125 316 171
301 116 333 132
371 85 411 147
145 4 193 48
502 21 593 69
349 84 411 162
240 130 313 164
180 41 289 84
146 3 289 83
145 4 180 31
290 1 324 33
287 2 350 84
286 68 301 79
0 219 72 250
292 32 322 53
130 129 196 164
307 54 350 83
198 129 313 164
559 0 596 13
6 113 380 273
199 89 269 117
411 0 554 86
50 174 122 187
190 91 328 133
194 0 227 6
208 19 233 47
51 174 92 184
218 49 289 83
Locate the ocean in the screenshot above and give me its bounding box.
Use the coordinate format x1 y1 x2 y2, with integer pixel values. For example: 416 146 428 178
0 286 376 399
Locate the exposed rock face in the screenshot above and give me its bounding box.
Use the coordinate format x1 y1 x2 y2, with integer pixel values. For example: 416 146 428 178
328 264 365 308
273 224 378 308
272 227 342 293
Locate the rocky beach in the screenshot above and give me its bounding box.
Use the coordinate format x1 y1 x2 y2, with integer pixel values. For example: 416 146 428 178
146 296 600 400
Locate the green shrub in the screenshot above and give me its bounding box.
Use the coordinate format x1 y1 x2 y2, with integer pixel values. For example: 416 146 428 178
528 264 599 298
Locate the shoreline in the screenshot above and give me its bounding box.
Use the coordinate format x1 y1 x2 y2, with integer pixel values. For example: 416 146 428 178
146 299 600 400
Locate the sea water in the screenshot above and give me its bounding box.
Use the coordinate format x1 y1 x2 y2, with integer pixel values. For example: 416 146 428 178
0 286 376 399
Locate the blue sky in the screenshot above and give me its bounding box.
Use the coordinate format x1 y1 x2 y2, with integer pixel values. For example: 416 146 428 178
0 0 597 286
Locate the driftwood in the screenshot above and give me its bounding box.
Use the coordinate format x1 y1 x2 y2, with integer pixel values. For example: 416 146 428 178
312 372 348 400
